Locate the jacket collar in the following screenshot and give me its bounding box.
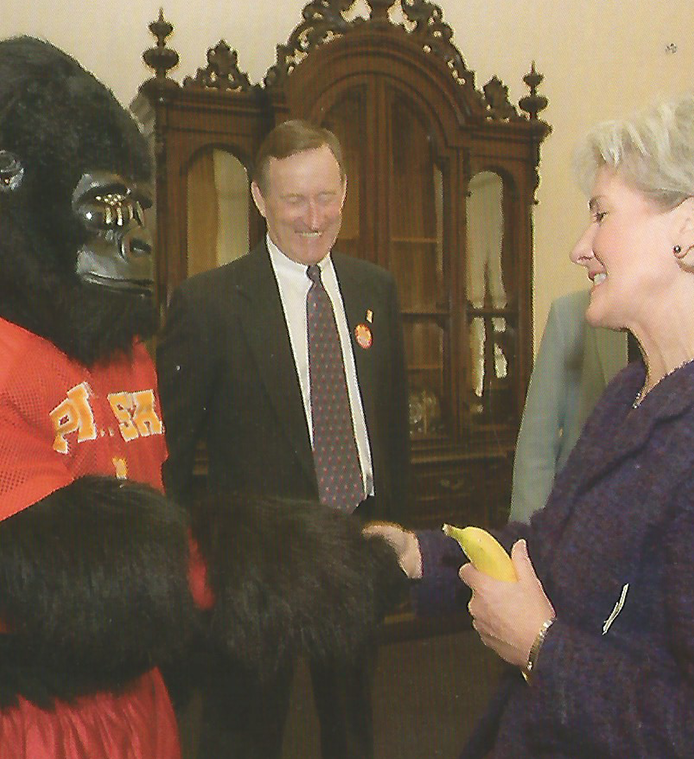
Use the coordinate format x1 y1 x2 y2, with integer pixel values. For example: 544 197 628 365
554 359 694 512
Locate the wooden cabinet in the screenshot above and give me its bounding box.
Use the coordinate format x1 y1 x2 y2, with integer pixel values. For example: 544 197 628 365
409 450 513 531
135 1 550 531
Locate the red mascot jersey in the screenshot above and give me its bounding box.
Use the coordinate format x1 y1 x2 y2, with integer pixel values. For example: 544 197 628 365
0 317 180 759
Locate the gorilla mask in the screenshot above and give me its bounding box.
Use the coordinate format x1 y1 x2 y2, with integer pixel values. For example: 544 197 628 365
72 170 153 295
0 37 156 365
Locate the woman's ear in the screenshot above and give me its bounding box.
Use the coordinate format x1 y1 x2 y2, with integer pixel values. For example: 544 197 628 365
672 197 694 268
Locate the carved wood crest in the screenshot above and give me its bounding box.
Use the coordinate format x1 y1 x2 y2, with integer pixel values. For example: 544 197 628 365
141 2 549 127
263 0 478 96
182 41 252 92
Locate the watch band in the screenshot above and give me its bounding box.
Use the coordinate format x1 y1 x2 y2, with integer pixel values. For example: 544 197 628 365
522 617 555 684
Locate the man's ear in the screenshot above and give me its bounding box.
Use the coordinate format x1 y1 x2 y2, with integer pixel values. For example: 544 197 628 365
250 181 267 219
340 177 347 209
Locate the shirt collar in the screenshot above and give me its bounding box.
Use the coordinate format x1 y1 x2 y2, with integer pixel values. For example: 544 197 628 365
265 234 333 280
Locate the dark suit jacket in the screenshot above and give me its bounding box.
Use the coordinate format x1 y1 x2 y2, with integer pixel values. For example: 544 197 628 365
156 241 409 520
415 359 694 758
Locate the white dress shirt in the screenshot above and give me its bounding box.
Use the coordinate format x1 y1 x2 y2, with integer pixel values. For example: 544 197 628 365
267 235 374 497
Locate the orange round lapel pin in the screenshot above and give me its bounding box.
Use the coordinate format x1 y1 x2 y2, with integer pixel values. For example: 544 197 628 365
355 309 373 349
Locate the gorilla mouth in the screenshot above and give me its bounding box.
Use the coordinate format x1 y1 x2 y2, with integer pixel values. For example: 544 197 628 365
79 271 154 295
76 233 154 296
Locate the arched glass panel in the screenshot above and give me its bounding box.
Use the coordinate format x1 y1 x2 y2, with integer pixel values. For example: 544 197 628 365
386 93 447 438
187 149 249 276
389 94 444 311
466 171 512 420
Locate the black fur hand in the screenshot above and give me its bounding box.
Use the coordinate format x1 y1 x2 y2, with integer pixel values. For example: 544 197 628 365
191 493 409 680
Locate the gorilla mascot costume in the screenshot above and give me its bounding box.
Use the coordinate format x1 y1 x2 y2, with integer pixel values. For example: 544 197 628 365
0 37 405 758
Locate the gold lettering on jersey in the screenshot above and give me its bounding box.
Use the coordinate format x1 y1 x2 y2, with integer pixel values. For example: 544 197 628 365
50 384 162 453
50 382 98 454
107 392 140 441
108 390 163 441
113 457 128 479
132 390 164 436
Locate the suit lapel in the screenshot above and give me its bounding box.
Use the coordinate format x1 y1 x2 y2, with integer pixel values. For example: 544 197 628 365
233 248 381 487
235 244 316 484
332 254 377 425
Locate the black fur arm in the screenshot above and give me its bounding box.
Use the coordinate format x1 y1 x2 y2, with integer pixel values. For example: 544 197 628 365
192 493 408 680
0 476 195 707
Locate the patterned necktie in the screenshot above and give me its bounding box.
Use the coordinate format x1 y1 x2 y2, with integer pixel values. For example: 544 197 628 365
306 264 364 512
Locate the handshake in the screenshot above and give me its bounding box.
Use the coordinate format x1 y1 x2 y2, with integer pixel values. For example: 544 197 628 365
364 522 515 582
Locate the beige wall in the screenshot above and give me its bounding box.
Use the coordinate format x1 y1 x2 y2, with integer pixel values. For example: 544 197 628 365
3 0 694 346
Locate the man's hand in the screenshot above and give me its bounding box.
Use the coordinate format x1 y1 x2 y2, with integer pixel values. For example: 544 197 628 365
363 521 423 579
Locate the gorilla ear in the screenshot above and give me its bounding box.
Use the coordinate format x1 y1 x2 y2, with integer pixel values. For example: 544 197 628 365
0 149 24 192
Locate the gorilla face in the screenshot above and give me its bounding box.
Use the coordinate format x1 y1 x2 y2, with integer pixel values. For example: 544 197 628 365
0 37 157 365
73 171 153 295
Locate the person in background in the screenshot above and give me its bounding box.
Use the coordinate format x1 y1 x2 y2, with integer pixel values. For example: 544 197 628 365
367 92 694 758
509 288 628 522
157 120 409 759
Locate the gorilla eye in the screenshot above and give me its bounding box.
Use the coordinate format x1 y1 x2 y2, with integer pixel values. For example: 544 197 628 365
132 190 153 211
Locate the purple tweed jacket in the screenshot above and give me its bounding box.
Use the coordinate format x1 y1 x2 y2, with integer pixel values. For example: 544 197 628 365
415 359 694 758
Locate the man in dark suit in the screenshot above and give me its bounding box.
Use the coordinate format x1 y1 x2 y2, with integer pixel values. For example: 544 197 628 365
157 120 409 759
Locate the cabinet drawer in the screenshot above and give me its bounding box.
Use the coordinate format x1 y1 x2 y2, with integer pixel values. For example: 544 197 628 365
408 455 512 530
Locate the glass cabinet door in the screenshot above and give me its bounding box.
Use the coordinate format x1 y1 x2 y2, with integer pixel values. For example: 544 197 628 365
387 92 449 440
302 57 531 449
186 148 250 276
317 80 454 442
466 171 515 425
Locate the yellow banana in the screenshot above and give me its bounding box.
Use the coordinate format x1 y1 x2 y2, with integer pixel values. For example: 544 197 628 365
442 524 517 582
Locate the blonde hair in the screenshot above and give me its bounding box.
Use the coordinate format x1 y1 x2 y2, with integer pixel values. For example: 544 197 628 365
573 93 694 210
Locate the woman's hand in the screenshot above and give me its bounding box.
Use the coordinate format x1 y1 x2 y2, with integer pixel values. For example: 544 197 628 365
459 539 555 667
363 521 423 579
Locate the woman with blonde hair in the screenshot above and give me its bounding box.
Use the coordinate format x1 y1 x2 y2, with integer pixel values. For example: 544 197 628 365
369 93 694 757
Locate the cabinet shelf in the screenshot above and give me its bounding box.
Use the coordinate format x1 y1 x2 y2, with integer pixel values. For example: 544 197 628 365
409 363 443 371
401 310 449 319
467 305 515 318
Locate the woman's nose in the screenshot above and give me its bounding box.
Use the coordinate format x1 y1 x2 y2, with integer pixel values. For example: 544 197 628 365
570 224 595 267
